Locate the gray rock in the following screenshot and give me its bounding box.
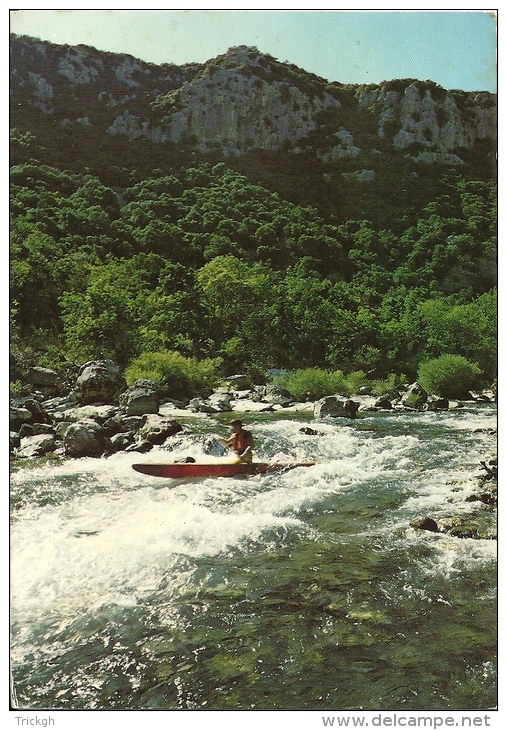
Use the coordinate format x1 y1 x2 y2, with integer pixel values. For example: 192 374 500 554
63 405 118 423
108 432 135 453
64 420 106 457
125 439 153 453
373 398 393 410
10 406 33 431
410 516 440 533
264 385 294 406
426 396 449 411
18 423 35 439
27 366 59 388
17 433 56 458
208 392 233 411
313 396 347 419
139 415 183 445
76 360 125 405
400 382 428 409
188 397 220 414
42 393 79 415
119 380 160 416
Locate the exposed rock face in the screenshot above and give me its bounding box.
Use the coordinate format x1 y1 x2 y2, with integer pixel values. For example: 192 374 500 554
164 48 340 154
10 36 496 162
358 81 496 157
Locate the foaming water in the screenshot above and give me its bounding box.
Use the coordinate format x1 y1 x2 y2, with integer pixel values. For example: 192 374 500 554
10 404 497 710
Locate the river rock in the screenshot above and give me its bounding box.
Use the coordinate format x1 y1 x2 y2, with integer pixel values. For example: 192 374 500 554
426 396 449 410
17 433 56 458
108 432 135 453
400 382 428 409
444 521 479 539
42 393 80 416
139 415 183 444
263 385 294 406
313 396 347 419
18 423 35 439
119 379 160 416
410 516 440 533
300 426 320 435
373 397 393 410
76 360 126 405
63 420 107 457
208 392 233 411
188 397 220 414
102 414 146 435
10 406 33 431
63 404 119 423
125 439 153 453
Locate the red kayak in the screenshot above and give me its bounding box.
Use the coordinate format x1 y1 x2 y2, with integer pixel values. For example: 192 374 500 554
132 462 315 479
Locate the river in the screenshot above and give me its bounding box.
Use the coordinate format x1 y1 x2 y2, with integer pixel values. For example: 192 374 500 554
10 403 497 711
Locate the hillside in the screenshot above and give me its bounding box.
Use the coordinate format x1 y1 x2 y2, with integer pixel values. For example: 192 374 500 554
10 35 496 221
9 34 497 389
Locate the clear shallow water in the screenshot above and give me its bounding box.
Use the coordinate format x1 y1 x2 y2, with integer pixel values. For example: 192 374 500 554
10 404 497 710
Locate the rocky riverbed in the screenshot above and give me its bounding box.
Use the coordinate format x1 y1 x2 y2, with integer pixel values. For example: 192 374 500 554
11 359 496 542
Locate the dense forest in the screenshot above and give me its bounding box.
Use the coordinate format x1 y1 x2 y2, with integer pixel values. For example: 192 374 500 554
9 38 497 396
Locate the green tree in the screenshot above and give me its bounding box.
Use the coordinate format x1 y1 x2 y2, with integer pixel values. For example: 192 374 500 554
60 264 139 366
196 255 279 369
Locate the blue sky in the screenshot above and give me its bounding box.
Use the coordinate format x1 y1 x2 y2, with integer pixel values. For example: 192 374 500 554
10 8 497 93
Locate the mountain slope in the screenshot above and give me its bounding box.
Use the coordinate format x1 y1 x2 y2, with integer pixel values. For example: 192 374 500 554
11 35 496 163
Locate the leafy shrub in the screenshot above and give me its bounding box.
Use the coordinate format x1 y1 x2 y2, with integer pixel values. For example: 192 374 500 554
270 368 353 401
10 380 23 397
417 355 483 398
371 373 408 396
125 350 222 399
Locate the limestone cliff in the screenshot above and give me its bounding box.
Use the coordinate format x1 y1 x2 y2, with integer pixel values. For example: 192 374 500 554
10 35 496 165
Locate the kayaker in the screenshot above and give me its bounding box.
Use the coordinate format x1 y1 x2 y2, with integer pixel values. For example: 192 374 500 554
218 419 254 463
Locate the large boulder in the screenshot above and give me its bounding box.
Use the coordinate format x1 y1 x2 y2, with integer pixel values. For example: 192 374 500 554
410 516 440 533
10 398 52 430
263 385 294 407
188 397 221 414
63 420 107 457
75 360 125 405
119 379 160 416
17 433 56 458
27 366 60 391
139 415 183 445
207 392 233 411
314 396 347 419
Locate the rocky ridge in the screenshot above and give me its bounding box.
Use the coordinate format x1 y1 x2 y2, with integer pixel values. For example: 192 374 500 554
11 36 496 163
